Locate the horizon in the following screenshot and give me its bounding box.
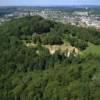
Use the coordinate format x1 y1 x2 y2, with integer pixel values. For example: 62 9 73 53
0 5 100 7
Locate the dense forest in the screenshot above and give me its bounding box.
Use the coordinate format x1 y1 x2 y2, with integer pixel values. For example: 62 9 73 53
0 16 100 100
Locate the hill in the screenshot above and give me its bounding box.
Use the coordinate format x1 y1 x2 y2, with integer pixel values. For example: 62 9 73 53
0 16 100 100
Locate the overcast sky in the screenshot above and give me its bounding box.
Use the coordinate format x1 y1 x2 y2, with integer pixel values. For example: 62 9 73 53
0 0 100 6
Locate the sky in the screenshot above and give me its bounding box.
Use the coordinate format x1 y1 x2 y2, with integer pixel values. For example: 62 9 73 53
0 0 100 6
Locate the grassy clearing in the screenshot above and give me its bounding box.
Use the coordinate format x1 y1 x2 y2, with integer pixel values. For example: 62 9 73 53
83 43 100 55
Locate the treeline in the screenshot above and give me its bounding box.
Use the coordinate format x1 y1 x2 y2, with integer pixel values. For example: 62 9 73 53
65 24 100 45
1 16 100 48
1 16 54 36
0 16 100 100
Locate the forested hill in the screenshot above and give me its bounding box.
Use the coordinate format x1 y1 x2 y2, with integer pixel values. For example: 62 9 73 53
0 16 100 100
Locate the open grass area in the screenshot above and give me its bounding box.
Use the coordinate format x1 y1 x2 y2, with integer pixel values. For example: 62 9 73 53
83 43 100 55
